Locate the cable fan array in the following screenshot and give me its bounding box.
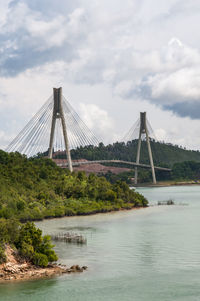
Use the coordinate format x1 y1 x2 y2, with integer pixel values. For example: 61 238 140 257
122 117 156 143
6 95 100 157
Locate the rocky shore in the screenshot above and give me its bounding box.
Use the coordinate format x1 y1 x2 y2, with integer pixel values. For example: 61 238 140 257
0 246 87 283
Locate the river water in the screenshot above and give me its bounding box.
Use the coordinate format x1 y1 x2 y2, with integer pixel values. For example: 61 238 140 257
1 185 200 301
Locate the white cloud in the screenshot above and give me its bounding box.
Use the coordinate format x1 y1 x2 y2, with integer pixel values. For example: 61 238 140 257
154 128 167 141
0 61 66 113
0 0 12 29
1 0 200 150
0 129 14 149
149 68 200 102
79 103 115 143
114 80 135 98
27 16 67 49
1 3 86 51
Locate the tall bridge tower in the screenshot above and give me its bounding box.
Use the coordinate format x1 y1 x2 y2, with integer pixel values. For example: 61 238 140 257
134 112 156 184
6 87 100 170
48 87 73 172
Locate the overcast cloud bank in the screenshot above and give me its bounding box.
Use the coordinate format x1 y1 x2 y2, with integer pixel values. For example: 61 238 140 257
1 0 200 149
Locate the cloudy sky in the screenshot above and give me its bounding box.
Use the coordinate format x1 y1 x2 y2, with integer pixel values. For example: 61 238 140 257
1 0 200 150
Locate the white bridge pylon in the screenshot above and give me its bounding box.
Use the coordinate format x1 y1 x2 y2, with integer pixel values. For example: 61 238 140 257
135 112 156 184
48 88 73 172
6 87 100 161
123 112 157 184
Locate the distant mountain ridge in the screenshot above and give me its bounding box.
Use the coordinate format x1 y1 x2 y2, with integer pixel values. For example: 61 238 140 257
70 140 200 167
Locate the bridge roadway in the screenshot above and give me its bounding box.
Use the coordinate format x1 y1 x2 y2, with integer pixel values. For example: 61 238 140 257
57 160 171 172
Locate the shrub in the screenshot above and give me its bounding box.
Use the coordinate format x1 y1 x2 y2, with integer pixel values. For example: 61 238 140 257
17 199 26 211
15 222 58 266
33 253 49 267
20 241 34 259
0 244 6 264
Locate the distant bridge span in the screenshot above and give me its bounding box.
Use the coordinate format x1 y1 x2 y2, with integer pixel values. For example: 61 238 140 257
57 160 171 172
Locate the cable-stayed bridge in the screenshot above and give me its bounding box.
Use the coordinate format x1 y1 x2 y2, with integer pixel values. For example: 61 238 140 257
58 160 171 171
6 87 171 184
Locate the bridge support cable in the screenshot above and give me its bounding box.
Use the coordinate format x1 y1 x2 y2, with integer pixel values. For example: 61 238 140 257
6 96 53 155
22 102 52 156
28 107 53 157
5 87 101 172
62 96 100 148
122 118 140 143
63 102 90 148
15 101 53 157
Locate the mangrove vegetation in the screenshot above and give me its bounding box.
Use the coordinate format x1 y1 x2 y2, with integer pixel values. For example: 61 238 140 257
0 150 147 221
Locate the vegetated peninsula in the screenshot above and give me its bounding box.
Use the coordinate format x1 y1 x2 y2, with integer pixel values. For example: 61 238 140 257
0 150 147 221
0 150 148 281
0 219 87 282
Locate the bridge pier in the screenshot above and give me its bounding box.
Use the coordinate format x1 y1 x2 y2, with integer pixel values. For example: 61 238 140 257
134 112 156 185
48 87 73 172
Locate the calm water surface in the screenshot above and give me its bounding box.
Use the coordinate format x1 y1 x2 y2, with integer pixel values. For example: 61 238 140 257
1 186 200 301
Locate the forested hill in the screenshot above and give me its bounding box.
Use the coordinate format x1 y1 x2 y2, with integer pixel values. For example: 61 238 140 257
71 140 200 167
0 150 147 221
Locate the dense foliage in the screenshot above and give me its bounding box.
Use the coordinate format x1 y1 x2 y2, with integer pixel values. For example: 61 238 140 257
0 150 148 267
0 219 57 267
0 150 147 221
172 161 200 181
103 161 200 184
70 140 200 183
71 140 200 168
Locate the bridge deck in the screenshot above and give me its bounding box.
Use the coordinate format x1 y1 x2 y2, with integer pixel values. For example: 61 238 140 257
57 160 171 171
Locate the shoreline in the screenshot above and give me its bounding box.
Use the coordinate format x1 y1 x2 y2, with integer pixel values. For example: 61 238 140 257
0 263 65 283
0 246 87 284
133 181 200 188
0 264 87 284
20 204 147 223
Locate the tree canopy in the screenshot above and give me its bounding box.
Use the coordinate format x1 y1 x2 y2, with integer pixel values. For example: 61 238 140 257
70 140 200 167
0 219 57 267
0 150 147 221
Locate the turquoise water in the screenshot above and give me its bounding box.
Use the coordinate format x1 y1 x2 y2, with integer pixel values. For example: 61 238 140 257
1 186 200 300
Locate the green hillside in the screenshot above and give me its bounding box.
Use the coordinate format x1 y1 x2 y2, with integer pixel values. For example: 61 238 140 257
0 150 147 221
102 161 200 184
71 140 200 167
